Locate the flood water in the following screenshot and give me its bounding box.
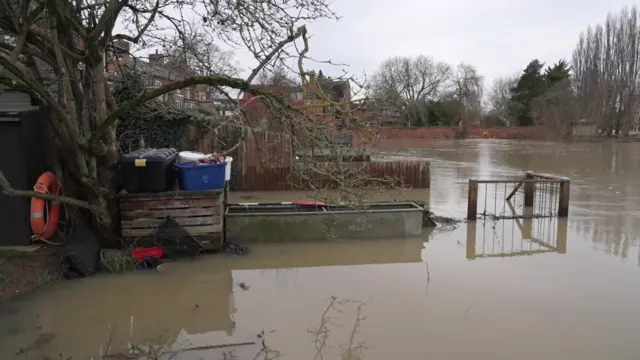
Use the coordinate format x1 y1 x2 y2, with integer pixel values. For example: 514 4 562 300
3 139 640 359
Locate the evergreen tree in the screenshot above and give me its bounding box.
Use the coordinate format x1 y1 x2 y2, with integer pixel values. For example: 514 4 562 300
544 60 571 86
509 59 547 126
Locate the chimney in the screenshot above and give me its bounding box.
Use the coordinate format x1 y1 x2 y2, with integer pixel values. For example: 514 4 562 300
308 71 317 84
149 49 165 66
113 40 131 59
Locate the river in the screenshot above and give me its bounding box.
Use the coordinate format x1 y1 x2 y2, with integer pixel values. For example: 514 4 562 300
2 139 640 359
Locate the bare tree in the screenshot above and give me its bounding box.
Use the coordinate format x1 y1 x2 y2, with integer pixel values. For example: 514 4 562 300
161 28 239 78
369 55 452 102
256 62 298 86
572 5 640 136
532 78 576 135
369 55 453 125
0 0 339 239
451 62 483 126
159 29 240 100
488 74 519 125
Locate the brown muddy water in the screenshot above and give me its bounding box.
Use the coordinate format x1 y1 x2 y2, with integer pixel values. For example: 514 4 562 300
2 140 640 359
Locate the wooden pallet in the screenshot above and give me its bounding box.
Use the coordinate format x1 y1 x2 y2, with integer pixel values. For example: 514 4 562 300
118 190 223 249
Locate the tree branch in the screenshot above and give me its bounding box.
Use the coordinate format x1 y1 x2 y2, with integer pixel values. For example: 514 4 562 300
88 0 127 42
0 171 94 210
110 0 160 45
0 41 57 67
246 25 305 84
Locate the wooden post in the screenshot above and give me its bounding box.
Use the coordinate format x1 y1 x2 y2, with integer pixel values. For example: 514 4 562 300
222 181 229 244
522 218 532 240
524 171 535 207
466 222 476 260
467 179 478 220
558 178 570 217
556 218 568 254
425 161 431 189
223 181 229 205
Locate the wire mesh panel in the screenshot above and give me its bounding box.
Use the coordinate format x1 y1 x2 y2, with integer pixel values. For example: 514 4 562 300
467 172 570 220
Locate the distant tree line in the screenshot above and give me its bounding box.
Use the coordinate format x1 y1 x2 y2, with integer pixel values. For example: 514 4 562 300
369 5 640 135
572 6 640 135
367 56 483 127
489 59 572 129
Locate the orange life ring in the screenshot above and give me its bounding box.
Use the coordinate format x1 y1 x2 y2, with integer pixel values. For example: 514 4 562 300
30 171 61 240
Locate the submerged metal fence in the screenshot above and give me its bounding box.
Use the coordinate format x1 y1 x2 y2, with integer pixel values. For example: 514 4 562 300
467 171 570 220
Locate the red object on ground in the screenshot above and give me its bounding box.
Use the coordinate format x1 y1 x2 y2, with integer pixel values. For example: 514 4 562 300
293 201 326 206
131 247 165 262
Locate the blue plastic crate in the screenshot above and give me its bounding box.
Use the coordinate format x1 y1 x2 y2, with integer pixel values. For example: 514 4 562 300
176 161 226 191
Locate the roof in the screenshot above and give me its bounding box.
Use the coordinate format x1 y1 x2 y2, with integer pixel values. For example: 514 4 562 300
115 57 193 81
318 78 349 95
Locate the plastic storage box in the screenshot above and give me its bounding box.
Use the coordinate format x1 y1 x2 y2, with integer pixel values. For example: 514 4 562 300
121 148 178 193
176 161 226 191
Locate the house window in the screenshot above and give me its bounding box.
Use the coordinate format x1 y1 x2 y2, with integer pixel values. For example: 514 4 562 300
154 80 161 87
185 89 191 100
307 91 316 100
200 93 206 101
290 92 303 101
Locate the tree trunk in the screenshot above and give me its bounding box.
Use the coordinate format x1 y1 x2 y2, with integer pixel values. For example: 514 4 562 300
53 133 120 246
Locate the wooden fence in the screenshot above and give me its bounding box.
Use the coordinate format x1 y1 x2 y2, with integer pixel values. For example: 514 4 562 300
192 124 293 190
238 160 430 191
191 125 430 191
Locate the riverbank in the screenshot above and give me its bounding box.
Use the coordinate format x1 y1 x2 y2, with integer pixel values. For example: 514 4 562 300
352 126 555 144
570 135 640 142
0 248 61 303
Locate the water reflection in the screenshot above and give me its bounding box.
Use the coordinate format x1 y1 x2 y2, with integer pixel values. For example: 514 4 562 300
0 271 237 359
0 238 426 359
466 218 568 260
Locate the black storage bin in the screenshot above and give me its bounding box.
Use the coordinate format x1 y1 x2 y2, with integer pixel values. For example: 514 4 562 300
121 148 178 193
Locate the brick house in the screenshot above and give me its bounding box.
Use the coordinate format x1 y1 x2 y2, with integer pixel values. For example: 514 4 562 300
106 41 230 112
239 72 351 130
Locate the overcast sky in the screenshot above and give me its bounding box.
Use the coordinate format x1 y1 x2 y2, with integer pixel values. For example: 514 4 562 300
228 0 634 88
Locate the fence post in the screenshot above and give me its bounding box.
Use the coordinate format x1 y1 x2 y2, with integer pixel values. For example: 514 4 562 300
425 162 431 189
466 222 476 260
524 171 535 207
558 178 571 217
467 179 478 220
556 219 568 253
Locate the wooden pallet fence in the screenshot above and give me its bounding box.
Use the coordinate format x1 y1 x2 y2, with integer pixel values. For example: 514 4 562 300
118 190 223 248
236 160 430 190
192 124 294 191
